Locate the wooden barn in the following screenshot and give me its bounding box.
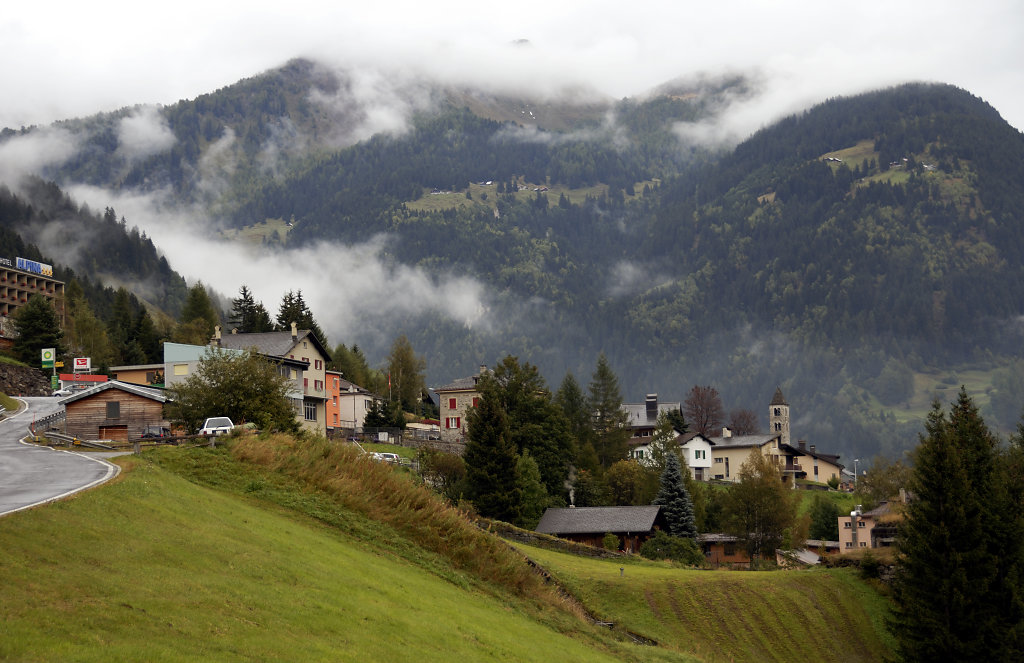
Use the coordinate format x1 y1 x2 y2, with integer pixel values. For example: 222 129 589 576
60 381 168 442
535 505 665 553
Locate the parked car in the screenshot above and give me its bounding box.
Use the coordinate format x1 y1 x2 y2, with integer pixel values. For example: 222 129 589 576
372 452 401 464
198 417 234 436
141 425 172 439
52 388 72 397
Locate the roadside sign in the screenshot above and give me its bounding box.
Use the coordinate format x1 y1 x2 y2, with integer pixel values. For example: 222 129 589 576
73 357 91 372
41 348 54 369
51 375 59 390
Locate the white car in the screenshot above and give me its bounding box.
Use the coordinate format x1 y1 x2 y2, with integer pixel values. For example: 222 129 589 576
372 452 401 464
52 388 72 397
198 417 234 436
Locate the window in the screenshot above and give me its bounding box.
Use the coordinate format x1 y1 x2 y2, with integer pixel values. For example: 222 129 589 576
814 465 819 476
858 521 866 528
472 397 480 407
334 378 339 388
844 521 852 528
314 380 323 392
446 416 461 429
304 401 316 421
860 542 867 547
106 402 120 418
304 378 308 389
174 364 188 376
714 474 724 480
774 422 782 431
635 450 645 459
774 407 781 416
714 457 723 463
845 542 853 548
448 398 457 410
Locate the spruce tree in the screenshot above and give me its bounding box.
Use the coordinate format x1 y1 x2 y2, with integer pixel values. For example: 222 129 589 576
463 379 522 524
653 452 697 539
890 397 997 661
588 353 630 468
11 294 64 365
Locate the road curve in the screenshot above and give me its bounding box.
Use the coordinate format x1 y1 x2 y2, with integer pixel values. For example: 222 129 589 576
0 397 120 517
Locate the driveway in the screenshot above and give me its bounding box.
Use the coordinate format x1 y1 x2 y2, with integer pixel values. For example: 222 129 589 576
0 397 121 517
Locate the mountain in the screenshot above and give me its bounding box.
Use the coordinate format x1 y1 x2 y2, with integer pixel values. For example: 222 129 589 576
3 60 1024 462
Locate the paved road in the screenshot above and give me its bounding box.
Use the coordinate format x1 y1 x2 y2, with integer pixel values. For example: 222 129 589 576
0 397 120 517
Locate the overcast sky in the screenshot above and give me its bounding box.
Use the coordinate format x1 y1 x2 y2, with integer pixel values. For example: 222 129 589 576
3 1 1023 364
3 1 1023 132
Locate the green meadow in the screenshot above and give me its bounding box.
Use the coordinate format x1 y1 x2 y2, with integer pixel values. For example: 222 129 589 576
0 436 894 662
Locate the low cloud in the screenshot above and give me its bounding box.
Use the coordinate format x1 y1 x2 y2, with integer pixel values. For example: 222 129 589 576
0 127 78 187
117 105 176 161
63 184 491 348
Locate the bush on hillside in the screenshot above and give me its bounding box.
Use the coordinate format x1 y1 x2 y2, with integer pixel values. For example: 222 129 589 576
639 530 705 566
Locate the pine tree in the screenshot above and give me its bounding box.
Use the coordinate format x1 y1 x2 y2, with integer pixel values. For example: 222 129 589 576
653 452 697 539
464 377 522 524
275 289 328 348
555 372 599 473
890 396 1004 661
588 354 630 468
228 285 273 333
11 294 64 365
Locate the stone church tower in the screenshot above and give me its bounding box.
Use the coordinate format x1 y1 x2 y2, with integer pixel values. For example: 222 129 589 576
769 387 791 447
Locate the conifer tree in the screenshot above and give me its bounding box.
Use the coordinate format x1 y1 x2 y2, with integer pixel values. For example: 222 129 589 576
228 285 274 333
11 294 64 365
588 353 630 468
464 379 522 524
653 452 697 539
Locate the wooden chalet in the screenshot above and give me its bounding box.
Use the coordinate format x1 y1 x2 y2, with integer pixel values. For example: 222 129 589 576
535 505 665 553
60 380 168 442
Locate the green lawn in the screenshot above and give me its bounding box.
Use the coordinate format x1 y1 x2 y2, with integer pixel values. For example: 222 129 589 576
517 544 895 663
0 456 645 663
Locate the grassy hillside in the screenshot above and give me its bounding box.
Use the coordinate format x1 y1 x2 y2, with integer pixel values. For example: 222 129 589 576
520 545 895 662
0 448 651 662
0 436 894 661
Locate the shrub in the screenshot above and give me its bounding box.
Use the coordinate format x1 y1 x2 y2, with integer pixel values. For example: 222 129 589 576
639 531 704 566
602 532 620 551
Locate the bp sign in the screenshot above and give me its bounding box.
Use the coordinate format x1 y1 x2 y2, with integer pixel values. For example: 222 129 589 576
41 348 55 369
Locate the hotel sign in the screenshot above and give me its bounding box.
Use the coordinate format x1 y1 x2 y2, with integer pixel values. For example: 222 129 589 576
16 257 53 277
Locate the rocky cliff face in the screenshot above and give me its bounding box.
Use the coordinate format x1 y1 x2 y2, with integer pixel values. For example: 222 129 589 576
0 363 53 396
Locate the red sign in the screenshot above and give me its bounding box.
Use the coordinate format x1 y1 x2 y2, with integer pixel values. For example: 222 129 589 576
74 357 91 372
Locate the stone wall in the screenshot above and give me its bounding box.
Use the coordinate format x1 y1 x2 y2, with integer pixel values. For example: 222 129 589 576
0 362 51 396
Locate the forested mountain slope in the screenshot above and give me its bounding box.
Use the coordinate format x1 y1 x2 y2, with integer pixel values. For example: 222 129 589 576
3 59 1024 461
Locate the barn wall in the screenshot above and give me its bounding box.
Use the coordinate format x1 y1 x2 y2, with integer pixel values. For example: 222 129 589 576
65 390 165 441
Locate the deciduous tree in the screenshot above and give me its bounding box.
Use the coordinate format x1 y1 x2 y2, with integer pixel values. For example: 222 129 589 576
720 448 803 561
166 348 298 434
683 385 725 436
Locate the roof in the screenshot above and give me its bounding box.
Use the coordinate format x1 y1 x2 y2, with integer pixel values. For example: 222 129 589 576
622 400 681 429
217 329 330 362
60 380 167 404
435 374 484 393
770 387 788 406
536 505 662 535
706 433 781 449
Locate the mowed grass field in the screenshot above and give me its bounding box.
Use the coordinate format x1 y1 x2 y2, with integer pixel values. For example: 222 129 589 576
0 454 654 663
519 545 895 663
0 437 894 662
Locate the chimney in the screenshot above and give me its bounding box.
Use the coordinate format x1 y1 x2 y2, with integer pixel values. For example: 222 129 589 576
290 321 298 339
722 427 732 438
810 444 816 455
211 325 222 346
645 394 658 419
479 364 487 375
798 440 806 451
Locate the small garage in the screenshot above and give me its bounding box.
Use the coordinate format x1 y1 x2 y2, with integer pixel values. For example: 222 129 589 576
61 381 168 442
